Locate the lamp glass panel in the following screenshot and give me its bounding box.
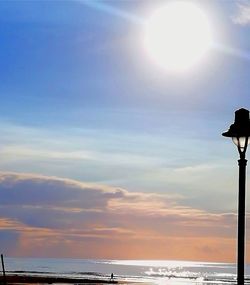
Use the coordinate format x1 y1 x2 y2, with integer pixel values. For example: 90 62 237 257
232 137 249 151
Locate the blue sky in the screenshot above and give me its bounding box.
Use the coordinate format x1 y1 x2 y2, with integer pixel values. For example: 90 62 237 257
0 0 250 261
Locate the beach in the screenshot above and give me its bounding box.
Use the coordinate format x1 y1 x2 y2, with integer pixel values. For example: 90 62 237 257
2 257 250 285
0 274 119 284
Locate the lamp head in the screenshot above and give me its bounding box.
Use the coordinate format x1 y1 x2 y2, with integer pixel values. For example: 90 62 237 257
222 108 250 156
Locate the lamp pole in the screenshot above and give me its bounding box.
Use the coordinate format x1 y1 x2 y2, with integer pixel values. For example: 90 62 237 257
222 108 250 285
238 151 247 285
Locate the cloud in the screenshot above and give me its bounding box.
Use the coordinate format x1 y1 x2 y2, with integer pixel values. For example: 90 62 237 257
0 172 247 261
232 3 250 25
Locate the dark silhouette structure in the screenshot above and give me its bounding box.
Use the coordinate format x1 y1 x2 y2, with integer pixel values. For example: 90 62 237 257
1 254 6 285
222 108 250 285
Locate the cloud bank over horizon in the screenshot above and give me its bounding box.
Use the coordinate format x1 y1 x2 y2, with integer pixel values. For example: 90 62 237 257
0 172 248 262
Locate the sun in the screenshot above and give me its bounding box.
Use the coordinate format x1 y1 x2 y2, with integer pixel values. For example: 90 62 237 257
144 2 212 72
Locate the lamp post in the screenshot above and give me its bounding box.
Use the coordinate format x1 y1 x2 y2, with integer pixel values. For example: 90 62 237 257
222 108 250 285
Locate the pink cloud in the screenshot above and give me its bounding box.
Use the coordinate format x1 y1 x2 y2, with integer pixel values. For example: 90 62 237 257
0 172 248 262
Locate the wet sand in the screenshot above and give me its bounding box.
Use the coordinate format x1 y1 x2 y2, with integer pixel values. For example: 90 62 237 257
0 275 119 284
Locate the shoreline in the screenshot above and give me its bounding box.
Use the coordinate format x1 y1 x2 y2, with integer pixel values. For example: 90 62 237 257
0 275 120 284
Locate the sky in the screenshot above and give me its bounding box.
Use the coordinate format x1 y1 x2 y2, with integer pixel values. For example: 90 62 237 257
0 0 250 262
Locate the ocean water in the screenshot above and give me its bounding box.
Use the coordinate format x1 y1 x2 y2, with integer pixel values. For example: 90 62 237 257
3 257 250 285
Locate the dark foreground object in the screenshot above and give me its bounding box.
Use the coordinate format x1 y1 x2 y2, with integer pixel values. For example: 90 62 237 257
0 275 118 284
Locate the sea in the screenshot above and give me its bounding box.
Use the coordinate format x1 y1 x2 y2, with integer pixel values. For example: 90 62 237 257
3 258 250 285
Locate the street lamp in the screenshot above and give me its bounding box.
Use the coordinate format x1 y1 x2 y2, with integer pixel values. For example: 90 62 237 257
222 108 250 285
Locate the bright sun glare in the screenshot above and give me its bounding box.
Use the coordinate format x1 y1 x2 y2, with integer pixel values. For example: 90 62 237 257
144 2 212 72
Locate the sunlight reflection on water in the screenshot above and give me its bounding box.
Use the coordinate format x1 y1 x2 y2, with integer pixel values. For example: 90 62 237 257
105 259 248 284
108 260 233 269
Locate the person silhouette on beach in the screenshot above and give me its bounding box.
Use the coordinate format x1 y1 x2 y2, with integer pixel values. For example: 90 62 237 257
110 273 114 282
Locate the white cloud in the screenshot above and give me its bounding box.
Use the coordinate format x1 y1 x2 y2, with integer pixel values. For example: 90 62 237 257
232 3 250 25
